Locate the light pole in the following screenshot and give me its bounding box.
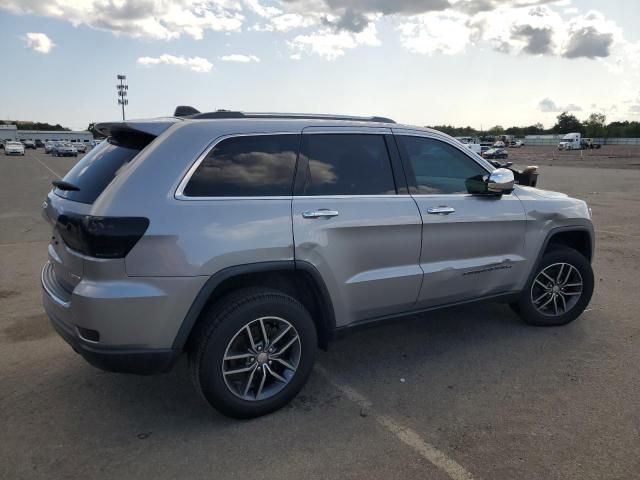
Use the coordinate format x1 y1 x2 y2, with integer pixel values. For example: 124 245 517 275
116 74 128 121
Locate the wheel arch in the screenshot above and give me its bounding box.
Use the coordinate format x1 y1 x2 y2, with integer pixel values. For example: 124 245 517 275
523 225 594 291
544 227 593 261
173 261 336 352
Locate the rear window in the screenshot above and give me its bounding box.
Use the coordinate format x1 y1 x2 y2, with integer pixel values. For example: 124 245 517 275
54 140 141 204
183 134 300 197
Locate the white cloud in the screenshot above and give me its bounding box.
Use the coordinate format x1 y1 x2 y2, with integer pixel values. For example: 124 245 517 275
243 0 282 18
1 0 638 79
220 54 260 62
289 22 380 60
137 54 213 73
399 11 470 55
1 0 243 40
538 98 582 113
24 32 55 54
396 5 626 60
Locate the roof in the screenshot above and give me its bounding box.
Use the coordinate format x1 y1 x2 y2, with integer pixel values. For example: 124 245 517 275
95 108 446 140
173 107 396 124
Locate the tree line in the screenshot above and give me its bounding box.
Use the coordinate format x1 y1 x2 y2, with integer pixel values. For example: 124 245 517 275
1 120 70 131
430 112 640 139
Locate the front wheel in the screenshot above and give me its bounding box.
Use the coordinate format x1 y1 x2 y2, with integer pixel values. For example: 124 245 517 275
189 288 317 418
513 247 594 326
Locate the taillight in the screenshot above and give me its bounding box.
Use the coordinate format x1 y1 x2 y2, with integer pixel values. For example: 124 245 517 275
56 214 149 259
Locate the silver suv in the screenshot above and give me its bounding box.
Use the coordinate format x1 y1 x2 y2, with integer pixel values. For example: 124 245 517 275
41 109 594 418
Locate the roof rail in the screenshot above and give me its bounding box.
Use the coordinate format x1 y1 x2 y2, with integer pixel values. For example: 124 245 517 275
174 107 395 124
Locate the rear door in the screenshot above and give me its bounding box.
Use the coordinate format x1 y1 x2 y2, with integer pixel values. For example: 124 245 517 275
292 127 423 327
394 130 527 308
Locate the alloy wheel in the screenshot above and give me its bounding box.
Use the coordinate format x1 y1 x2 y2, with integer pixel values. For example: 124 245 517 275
222 316 301 401
530 262 583 316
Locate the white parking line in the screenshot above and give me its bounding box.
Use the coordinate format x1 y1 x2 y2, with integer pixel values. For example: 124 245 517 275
27 151 63 179
314 364 475 480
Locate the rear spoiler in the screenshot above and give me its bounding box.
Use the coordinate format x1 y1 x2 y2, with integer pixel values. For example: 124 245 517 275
94 118 180 138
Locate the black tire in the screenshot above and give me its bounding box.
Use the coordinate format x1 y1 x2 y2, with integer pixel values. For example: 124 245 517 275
189 288 317 418
515 247 594 326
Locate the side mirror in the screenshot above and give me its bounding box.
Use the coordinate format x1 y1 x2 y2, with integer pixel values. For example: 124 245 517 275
486 168 514 195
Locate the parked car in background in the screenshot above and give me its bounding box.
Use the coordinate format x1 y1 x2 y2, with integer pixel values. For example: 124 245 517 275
35 140 45 148
482 147 509 159
45 142 56 154
52 143 78 157
41 108 595 419
4 141 25 156
72 142 87 153
455 137 482 155
493 140 506 148
510 140 524 148
22 140 36 149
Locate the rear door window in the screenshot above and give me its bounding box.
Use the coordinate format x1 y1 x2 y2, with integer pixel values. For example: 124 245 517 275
301 134 396 195
55 140 143 204
183 134 300 197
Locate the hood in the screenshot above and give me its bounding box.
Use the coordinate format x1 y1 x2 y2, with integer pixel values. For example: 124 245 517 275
517 185 568 199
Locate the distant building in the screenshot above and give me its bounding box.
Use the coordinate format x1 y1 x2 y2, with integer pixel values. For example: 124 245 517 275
0 124 93 143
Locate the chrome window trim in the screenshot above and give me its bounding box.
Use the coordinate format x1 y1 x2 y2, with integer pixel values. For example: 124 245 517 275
176 129 400 201
301 126 392 135
295 195 411 199
174 132 300 201
176 194 414 201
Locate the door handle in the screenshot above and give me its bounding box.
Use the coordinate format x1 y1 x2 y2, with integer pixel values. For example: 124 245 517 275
427 206 455 215
302 209 339 219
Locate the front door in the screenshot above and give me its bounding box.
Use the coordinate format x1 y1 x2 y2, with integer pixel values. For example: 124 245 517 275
394 131 527 308
292 128 423 327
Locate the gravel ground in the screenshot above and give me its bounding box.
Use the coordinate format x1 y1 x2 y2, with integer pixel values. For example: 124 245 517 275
508 144 640 170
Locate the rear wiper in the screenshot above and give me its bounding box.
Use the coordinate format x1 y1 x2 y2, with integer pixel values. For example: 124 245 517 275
52 180 80 191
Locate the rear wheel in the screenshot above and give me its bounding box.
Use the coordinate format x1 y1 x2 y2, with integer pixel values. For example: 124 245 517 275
514 247 593 326
189 288 317 418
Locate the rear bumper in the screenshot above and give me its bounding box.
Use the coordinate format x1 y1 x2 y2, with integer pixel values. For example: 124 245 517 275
41 261 206 374
47 308 178 375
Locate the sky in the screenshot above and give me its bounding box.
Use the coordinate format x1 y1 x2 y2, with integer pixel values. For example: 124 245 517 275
1 0 639 131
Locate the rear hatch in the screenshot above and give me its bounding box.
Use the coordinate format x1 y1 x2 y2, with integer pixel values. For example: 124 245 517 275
42 119 178 297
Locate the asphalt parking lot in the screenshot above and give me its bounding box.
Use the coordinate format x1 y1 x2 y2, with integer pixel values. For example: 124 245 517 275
1 147 639 480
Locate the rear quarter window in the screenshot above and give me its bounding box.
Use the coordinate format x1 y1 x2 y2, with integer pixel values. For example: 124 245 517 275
183 134 300 197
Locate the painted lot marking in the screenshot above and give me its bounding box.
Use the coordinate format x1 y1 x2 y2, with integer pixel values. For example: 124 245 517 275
27 150 63 179
315 364 475 480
